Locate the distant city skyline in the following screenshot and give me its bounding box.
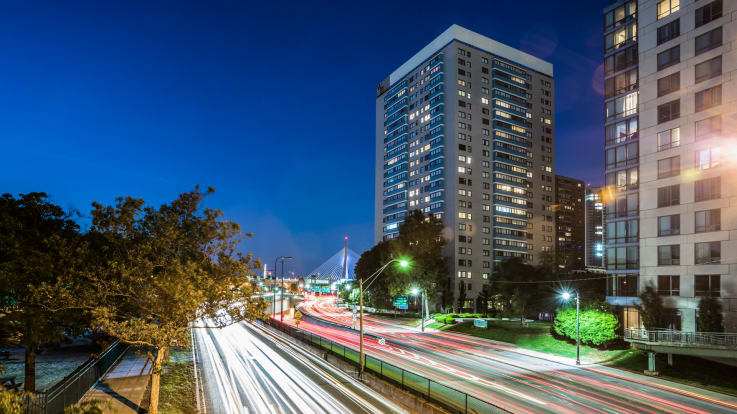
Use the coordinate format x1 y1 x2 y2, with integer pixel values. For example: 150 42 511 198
0 1 606 273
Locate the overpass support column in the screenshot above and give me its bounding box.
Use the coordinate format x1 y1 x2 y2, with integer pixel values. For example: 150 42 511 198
648 352 656 373
667 353 673 367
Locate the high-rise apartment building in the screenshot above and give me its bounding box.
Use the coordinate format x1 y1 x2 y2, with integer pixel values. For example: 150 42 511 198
585 186 606 270
603 0 641 329
638 0 736 332
375 25 555 309
603 0 736 332
555 175 585 271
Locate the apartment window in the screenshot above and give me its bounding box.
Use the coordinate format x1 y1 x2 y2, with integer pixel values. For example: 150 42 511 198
695 85 721 112
658 214 680 236
658 275 680 296
657 100 680 124
604 1 637 30
695 56 721 83
657 45 680 70
606 142 638 169
695 0 722 28
657 19 680 45
695 147 720 170
605 117 638 145
657 127 680 151
695 241 720 264
604 21 637 52
657 245 680 266
604 44 638 76
657 184 680 207
695 115 721 141
606 219 638 244
695 275 720 297
605 92 638 121
695 209 720 233
695 177 720 201
657 0 679 19
695 27 722 55
605 68 637 98
606 246 639 270
657 72 679 97
657 156 680 178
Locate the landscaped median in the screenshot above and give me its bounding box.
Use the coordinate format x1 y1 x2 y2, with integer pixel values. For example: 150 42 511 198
428 319 737 395
144 345 197 414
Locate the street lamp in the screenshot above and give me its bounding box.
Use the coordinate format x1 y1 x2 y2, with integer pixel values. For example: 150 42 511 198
561 290 580 365
358 257 410 377
411 287 425 332
272 256 292 321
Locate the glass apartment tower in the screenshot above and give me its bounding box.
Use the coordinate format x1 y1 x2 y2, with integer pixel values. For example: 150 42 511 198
603 0 641 329
375 25 555 309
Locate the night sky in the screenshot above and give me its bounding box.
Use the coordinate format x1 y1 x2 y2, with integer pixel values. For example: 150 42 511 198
1 1 606 274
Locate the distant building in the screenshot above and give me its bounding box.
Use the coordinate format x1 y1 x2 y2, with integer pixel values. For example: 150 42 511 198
555 175 585 271
585 186 605 271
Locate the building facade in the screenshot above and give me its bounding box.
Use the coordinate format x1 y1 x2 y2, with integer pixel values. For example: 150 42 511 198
603 0 642 330
555 175 585 271
585 186 606 270
375 25 555 308
638 0 736 332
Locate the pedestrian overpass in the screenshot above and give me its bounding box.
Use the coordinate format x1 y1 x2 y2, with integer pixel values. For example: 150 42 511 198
624 328 737 372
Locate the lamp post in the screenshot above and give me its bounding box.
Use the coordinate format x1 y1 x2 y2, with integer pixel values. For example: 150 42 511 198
358 258 409 377
272 256 292 320
562 291 581 365
280 256 293 322
411 287 425 332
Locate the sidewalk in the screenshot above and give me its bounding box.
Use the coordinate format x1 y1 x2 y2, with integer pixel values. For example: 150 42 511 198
82 348 152 413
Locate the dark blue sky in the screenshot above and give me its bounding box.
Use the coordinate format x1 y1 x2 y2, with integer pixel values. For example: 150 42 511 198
1 1 606 274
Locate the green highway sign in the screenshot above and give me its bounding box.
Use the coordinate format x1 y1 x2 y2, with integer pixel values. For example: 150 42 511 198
393 295 408 309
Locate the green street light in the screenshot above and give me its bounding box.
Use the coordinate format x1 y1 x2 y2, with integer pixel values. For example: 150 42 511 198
399 259 409 268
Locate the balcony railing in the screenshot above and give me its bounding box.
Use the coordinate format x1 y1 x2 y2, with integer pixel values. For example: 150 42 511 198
625 328 737 349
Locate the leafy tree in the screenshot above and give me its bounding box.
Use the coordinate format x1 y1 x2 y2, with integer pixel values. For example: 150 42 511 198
554 304 619 346
392 210 449 309
697 296 724 333
0 390 28 414
493 257 545 325
84 187 266 414
476 284 493 314
637 285 666 330
457 280 467 311
0 193 86 391
354 241 393 308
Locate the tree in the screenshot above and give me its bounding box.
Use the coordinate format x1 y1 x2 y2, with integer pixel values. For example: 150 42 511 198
457 280 467 311
554 304 619 346
637 285 666 330
0 193 87 391
476 284 493 314
354 241 393 308
493 257 544 326
85 187 266 414
697 296 724 333
393 210 449 310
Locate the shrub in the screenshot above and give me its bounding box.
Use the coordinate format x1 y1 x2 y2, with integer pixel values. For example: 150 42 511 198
554 307 619 346
445 317 456 324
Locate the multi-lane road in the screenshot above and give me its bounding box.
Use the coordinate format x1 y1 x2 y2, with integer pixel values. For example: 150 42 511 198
295 295 737 414
193 319 407 413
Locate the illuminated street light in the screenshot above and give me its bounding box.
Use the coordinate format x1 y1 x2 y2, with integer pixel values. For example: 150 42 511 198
400 259 409 268
410 286 425 333
561 290 580 365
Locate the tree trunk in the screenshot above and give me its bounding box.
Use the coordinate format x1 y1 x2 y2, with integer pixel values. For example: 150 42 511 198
148 347 166 414
24 344 37 392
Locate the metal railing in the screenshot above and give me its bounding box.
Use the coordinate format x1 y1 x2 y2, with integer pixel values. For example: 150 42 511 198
625 328 737 349
25 340 128 414
267 319 510 414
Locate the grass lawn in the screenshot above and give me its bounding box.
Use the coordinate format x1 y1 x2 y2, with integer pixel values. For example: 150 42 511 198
430 321 737 395
158 347 197 414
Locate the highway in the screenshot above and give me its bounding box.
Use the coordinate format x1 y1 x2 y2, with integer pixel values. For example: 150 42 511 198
193 319 408 414
295 295 737 414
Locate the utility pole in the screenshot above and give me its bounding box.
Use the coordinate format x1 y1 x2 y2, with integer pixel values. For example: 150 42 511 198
359 278 364 376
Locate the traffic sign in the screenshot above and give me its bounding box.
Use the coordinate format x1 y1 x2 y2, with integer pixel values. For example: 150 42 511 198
474 319 488 328
393 295 408 310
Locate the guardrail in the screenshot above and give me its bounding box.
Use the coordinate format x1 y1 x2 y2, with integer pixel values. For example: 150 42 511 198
267 319 510 414
25 340 128 414
625 328 737 348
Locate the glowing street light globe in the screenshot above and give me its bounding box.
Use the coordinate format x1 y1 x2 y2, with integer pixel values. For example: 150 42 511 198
345 284 352 291
411 287 419 295
561 292 571 301
399 259 409 268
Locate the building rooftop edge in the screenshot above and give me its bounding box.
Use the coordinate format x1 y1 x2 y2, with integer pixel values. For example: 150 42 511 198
388 24 554 85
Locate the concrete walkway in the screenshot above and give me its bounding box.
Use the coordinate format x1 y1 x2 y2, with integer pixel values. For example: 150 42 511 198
82 348 152 413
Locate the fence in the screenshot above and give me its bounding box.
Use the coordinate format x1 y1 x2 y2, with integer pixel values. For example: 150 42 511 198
25 340 128 414
267 319 510 414
625 328 737 348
